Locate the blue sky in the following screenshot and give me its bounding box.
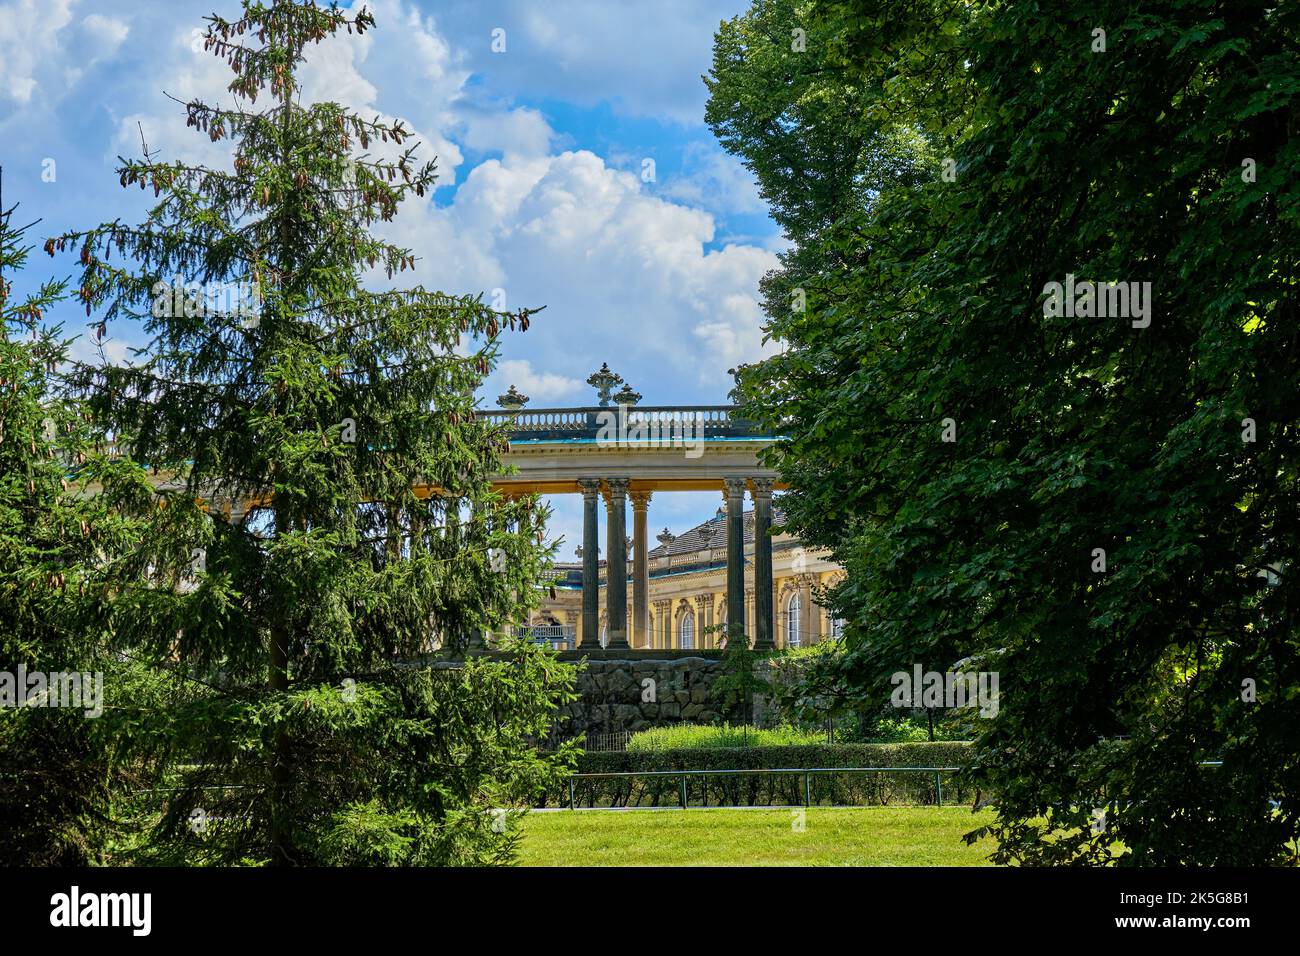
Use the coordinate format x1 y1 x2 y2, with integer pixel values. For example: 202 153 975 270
0 0 783 555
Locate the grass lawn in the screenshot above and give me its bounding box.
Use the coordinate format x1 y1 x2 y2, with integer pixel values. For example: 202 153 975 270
518 806 999 866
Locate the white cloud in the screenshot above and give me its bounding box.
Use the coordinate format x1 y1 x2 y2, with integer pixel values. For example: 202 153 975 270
421 140 778 545
485 359 582 405
0 0 127 106
46 0 778 417
67 328 135 369
432 0 749 124
460 106 553 160
390 148 779 391
112 26 239 169
82 13 129 49
661 144 766 216
77 0 777 399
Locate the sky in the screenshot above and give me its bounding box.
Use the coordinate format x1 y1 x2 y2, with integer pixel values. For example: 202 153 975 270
0 0 784 556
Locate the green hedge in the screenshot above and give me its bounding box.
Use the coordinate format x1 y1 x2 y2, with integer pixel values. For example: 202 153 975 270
540 742 979 808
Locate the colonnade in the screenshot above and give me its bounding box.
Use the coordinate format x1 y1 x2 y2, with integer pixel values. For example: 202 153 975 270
576 477 776 649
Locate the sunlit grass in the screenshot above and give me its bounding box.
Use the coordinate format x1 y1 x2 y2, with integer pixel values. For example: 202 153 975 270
517 806 999 866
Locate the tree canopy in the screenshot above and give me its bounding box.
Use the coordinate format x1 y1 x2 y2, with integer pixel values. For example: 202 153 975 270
18 0 576 866
713 0 1300 864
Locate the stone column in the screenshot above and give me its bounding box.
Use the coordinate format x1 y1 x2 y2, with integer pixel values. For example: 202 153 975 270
723 477 747 647
605 478 630 648
579 479 601 649
630 490 652 648
751 478 776 650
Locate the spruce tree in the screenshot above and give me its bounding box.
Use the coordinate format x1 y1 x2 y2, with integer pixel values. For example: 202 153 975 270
0 194 153 863
50 0 573 865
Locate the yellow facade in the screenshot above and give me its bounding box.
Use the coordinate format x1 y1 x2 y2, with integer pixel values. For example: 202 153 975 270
528 508 843 650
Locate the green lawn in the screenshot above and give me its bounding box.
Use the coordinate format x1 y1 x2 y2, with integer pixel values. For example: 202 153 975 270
518 806 999 866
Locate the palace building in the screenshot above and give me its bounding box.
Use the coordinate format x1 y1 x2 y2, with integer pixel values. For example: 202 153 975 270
484 364 844 652
525 505 844 650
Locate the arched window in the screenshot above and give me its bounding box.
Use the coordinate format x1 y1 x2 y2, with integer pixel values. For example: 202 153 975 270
786 593 802 648
679 610 695 649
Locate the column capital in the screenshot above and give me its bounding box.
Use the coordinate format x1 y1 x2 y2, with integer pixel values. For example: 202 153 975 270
750 477 775 499
606 477 631 497
629 489 653 510
578 477 602 499
723 476 747 498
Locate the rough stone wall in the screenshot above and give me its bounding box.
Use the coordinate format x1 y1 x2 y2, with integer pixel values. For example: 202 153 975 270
554 657 730 738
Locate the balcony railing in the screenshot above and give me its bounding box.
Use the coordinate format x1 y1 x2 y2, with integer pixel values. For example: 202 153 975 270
514 624 577 650
478 405 770 442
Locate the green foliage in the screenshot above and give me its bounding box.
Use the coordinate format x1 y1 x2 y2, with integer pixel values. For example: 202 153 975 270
626 723 827 751
0 200 160 865
712 0 1300 864
554 742 975 808
765 641 971 742
33 0 572 866
315 800 421 867
709 631 770 722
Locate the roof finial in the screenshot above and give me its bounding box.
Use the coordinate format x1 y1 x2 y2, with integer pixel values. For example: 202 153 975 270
496 384 529 410
586 363 624 407
612 382 642 406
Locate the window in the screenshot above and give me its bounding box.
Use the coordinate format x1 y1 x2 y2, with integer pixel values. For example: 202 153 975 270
831 617 845 639
786 594 802 648
679 611 695 649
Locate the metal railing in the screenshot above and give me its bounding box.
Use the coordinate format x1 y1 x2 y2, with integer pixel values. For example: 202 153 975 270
561 760 1232 810
584 730 633 753
514 624 576 650
478 405 769 442
564 766 962 810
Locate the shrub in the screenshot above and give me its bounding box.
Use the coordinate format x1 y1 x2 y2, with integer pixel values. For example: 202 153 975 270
544 741 978 808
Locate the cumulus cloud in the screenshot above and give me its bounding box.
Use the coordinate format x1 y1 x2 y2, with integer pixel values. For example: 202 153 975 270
430 0 746 123
485 359 582 405
661 143 766 216
68 0 778 397
384 147 779 393
0 0 127 106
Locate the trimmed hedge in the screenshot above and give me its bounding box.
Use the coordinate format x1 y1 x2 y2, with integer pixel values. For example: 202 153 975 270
540 742 979 808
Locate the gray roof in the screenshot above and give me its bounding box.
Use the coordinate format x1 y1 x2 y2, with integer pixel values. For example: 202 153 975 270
648 506 786 558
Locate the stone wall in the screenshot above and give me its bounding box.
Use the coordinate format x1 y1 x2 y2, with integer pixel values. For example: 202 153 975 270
553 656 731 739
